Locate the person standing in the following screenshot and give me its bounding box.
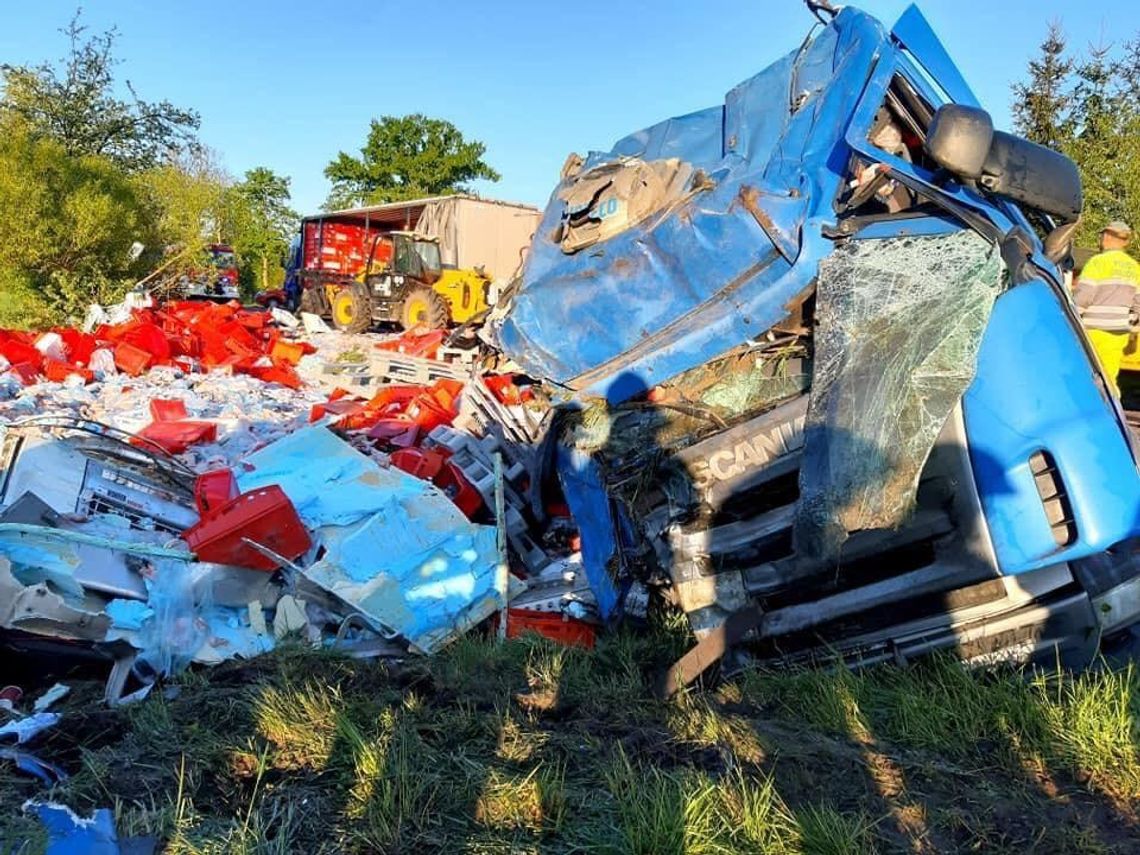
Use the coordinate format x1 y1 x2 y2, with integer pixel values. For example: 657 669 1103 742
1074 221 1140 395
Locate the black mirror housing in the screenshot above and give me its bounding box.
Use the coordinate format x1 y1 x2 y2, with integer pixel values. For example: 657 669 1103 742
924 104 994 179
980 131 1082 224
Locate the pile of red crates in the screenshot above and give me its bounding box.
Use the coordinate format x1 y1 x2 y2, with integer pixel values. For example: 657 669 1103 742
0 300 315 388
302 221 387 278
309 374 534 522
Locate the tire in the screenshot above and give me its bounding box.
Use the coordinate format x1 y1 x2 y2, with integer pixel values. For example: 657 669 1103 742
330 286 373 333
399 286 450 331
298 287 321 316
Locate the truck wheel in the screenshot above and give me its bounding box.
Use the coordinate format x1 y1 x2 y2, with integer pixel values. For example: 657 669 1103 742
331 286 372 333
400 287 450 331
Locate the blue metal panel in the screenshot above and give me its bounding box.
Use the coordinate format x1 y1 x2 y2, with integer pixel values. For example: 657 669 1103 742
890 5 981 108
606 105 726 167
964 279 1140 572
556 445 621 618
496 8 886 402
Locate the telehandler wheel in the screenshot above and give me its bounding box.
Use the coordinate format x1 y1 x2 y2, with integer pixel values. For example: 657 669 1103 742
298 287 321 317
399 286 450 331
331 285 373 333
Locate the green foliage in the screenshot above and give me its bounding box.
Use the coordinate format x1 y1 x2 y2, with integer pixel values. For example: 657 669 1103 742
136 149 230 263
0 11 200 172
0 10 223 322
324 113 500 209
0 122 152 321
225 167 299 294
1012 27 1140 251
1011 23 1074 150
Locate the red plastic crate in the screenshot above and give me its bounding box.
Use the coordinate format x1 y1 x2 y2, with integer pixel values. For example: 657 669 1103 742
194 468 239 517
390 447 449 482
132 420 217 454
114 342 152 376
150 399 189 422
7 362 40 386
270 340 305 366
1 340 43 368
375 329 446 359
503 609 597 649
433 460 483 519
366 419 421 448
182 485 310 572
309 399 366 423
43 359 93 384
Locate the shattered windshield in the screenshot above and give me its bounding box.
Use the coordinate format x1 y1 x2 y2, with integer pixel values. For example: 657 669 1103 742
794 229 1004 563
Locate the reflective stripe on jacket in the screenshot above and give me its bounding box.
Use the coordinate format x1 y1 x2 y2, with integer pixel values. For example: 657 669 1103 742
1075 250 1140 332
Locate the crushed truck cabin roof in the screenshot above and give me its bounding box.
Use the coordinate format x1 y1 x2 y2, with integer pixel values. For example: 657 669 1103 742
492 4 1013 402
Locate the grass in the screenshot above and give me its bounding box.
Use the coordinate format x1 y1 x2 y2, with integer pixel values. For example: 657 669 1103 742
736 654 1140 799
1 631 1138 853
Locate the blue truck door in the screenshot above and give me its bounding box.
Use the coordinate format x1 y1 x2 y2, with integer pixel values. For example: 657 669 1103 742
839 42 1140 573
964 282 1140 572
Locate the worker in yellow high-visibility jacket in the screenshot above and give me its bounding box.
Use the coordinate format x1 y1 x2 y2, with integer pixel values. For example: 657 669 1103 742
1074 221 1140 396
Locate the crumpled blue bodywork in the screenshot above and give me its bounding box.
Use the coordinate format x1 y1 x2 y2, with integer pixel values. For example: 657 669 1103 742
497 8 882 399
500 4 1140 620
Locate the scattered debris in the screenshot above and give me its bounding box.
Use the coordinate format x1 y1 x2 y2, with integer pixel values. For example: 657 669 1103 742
23 801 156 855
5 11 1140 828
32 684 70 713
0 291 595 718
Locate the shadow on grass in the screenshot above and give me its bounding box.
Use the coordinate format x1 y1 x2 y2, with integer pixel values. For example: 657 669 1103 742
736 653 1140 853
3 631 1139 854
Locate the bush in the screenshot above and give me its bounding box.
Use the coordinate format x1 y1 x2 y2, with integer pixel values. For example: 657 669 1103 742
0 122 152 321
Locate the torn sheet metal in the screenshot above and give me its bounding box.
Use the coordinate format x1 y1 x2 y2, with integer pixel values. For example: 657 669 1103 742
236 424 433 528
304 487 503 655
0 712 60 744
0 431 199 534
0 558 110 641
25 801 124 855
2 748 67 783
554 157 701 254
795 231 1003 563
495 9 883 399
0 522 192 600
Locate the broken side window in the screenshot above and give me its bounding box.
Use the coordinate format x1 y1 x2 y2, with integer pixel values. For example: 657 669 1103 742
843 74 937 217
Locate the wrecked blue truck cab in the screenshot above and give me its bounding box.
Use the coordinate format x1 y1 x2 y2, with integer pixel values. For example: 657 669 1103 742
494 4 1140 683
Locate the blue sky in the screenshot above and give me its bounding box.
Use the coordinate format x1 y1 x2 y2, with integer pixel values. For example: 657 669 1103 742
3 1 1137 214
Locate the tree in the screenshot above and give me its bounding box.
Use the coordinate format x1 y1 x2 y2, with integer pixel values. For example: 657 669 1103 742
0 12 200 172
324 114 500 208
226 168 299 293
1011 26 1140 253
135 148 230 272
1011 23 1074 149
0 123 153 321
